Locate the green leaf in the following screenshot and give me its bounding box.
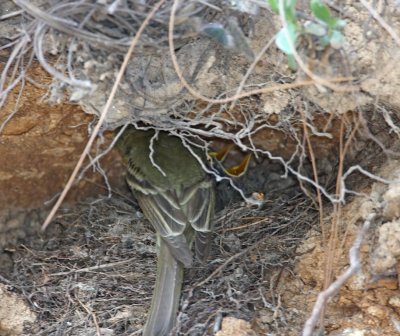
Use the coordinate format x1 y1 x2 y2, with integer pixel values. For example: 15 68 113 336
319 35 330 47
267 0 279 13
334 19 347 29
304 22 327 36
276 22 298 55
284 0 297 23
269 0 297 22
287 54 298 70
329 30 345 49
310 0 332 24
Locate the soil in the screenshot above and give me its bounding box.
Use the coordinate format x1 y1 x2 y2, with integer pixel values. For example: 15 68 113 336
0 65 126 210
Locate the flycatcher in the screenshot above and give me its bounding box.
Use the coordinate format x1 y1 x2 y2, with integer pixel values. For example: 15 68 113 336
117 126 215 336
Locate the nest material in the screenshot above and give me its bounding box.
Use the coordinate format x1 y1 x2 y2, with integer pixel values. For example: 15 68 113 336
6 190 316 335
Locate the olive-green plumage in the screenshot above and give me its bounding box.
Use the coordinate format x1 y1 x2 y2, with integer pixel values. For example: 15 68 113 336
117 126 215 336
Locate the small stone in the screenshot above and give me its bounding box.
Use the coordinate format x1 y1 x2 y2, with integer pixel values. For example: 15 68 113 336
371 220 400 273
365 305 387 319
215 317 257 336
347 270 367 291
383 183 400 219
389 295 400 308
337 328 366 336
258 309 274 324
367 277 398 290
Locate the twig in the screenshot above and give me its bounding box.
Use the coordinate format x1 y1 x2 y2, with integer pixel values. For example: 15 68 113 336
277 0 354 92
41 0 166 230
169 0 356 105
77 124 128 181
75 295 101 336
189 234 270 294
48 258 137 276
299 103 326 244
149 130 167 176
0 9 23 20
0 274 13 285
302 213 375 336
229 35 276 111
359 0 400 47
221 217 273 232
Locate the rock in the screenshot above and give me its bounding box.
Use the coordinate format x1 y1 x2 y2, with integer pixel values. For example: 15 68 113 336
371 220 400 274
0 284 36 336
215 317 257 336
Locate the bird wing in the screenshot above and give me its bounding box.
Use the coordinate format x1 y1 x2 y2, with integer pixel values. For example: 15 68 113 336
125 162 214 266
179 178 215 262
127 169 194 267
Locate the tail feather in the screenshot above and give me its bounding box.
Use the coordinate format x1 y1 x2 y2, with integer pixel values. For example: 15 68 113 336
143 237 184 336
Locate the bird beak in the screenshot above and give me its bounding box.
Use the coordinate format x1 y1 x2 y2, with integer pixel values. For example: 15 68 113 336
208 143 234 162
223 153 252 177
209 144 252 177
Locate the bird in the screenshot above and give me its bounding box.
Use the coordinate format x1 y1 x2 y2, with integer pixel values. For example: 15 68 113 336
116 125 215 336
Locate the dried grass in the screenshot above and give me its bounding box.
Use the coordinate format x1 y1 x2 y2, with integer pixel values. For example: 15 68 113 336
7 190 317 335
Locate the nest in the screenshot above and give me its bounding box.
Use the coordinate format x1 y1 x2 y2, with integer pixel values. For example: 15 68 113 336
7 189 316 335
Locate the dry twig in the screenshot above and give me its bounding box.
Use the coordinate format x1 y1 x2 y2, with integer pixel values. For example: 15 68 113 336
302 213 376 336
